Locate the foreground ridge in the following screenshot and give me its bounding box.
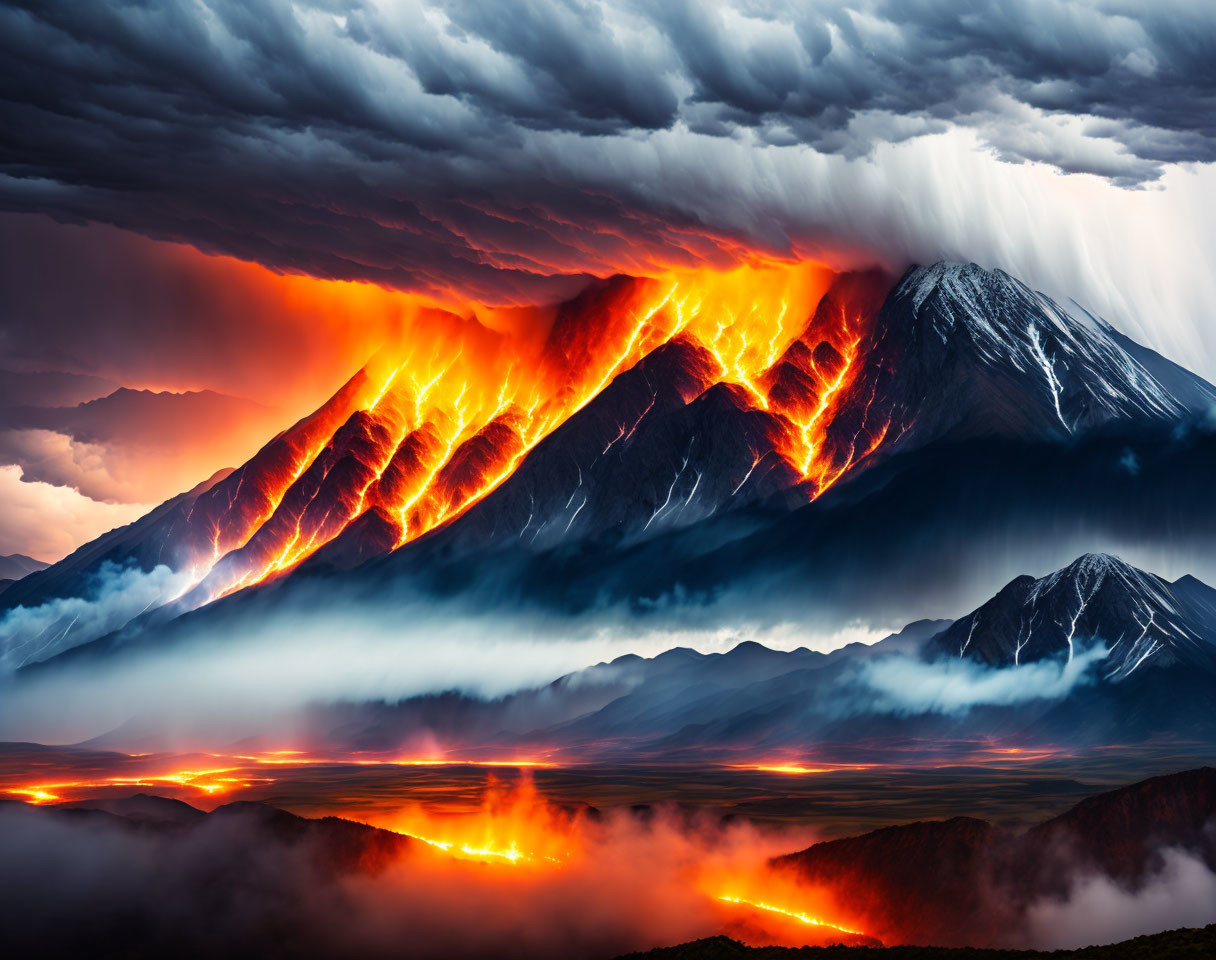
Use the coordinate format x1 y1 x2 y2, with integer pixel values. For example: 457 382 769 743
613 925 1216 960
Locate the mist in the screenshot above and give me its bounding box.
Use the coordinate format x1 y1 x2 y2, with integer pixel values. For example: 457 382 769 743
0 793 820 960
1022 845 1216 950
853 643 1110 716
0 561 194 672
0 582 893 747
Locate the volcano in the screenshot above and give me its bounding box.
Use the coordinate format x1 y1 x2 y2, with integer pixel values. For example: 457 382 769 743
5 261 1216 667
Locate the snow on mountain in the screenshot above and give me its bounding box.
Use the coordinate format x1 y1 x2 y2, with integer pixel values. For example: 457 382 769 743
846 262 1214 451
931 553 1216 680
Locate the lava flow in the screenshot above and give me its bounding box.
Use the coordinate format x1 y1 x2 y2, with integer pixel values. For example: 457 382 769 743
374 772 869 947
148 259 893 605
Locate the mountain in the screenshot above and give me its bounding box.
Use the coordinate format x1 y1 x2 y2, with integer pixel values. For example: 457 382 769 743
8 261 1216 667
931 553 1216 680
774 768 1216 948
290 555 1216 758
0 553 46 581
846 262 1216 448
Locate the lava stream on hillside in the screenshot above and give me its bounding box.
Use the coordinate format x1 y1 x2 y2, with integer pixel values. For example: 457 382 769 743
150 260 895 608
369 773 873 949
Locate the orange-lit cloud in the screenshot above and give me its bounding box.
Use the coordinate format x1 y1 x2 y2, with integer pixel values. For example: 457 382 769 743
0 465 152 562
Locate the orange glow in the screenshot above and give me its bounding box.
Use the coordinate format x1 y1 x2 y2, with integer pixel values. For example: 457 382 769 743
7 787 61 804
716 895 866 937
156 258 895 604
389 774 572 867
1 752 558 807
3 766 274 804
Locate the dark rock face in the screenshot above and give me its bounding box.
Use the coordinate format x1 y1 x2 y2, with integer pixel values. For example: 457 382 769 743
776 768 1216 948
839 262 1214 455
772 817 1004 947
13 261 1216 671
1020 767 1216 890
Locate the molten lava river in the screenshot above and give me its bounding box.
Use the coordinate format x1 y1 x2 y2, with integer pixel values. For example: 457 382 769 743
155 260 894 607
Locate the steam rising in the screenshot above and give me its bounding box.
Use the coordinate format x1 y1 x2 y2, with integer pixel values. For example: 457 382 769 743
854 644 1109 715
0 797 816 960
0 561 192 671
1023 846 1216 950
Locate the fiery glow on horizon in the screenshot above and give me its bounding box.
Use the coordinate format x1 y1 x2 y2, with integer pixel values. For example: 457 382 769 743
1 751 558 806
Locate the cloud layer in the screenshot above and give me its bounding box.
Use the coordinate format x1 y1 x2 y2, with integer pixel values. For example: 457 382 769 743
1 1 1215 378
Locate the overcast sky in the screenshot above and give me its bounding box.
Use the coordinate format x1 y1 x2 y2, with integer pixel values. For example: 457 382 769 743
1 0 1215 558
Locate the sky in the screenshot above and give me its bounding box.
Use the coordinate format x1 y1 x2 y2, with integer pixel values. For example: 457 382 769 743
1 0 1215 561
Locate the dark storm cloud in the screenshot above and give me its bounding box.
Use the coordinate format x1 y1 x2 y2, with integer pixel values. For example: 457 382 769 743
0 0 1214 301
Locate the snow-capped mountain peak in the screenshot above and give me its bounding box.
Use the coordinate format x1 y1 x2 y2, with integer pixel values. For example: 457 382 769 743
876 262 1203 440
931 552 1216 681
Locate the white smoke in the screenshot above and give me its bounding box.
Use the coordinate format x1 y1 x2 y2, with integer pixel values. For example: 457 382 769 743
854 644 1109 715
0 593 884 746
0 561 194 671
1023 845 1216 949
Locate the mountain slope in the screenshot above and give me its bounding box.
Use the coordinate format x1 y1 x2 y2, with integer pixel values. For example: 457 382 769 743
9 262 1216 668
930 553 1216 680
774 768 1216 947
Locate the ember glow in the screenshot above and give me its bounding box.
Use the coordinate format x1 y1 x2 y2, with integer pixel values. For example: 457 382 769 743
716 895 866 937
144 259 891 607
391 775 572 866
377 774 869 945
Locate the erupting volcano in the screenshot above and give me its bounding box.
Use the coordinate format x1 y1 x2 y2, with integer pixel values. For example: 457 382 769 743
105 261 897 614
7 5 1216 958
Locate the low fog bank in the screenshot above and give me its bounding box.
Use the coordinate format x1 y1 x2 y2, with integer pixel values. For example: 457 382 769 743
1023 846 1216 950
0 584 892 747
1 793 1212 958
0 588 1118 758
855 644 1110 716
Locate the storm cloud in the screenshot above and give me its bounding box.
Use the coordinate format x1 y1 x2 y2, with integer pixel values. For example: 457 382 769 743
1 2 1215 375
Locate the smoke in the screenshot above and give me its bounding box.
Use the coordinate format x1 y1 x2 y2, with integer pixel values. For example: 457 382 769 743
1022 845 1216 950
852 644 1110 715
0 793 822 960
3 3 1216 375
0 560 194 671
0 582 889 746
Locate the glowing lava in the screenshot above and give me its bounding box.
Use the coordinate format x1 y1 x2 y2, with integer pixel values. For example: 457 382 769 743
717 895 866 937
389 774 573 867
154 259 891 604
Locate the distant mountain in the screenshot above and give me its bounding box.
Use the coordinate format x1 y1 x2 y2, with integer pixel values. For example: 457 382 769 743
774 768 1216 948
930 553 1216 679
294 555 1216 757
10 261 1216 667
0 554 47 581
4 387 278 449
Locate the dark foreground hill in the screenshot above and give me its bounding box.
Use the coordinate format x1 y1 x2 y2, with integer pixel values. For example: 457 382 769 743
613 926 1216 960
